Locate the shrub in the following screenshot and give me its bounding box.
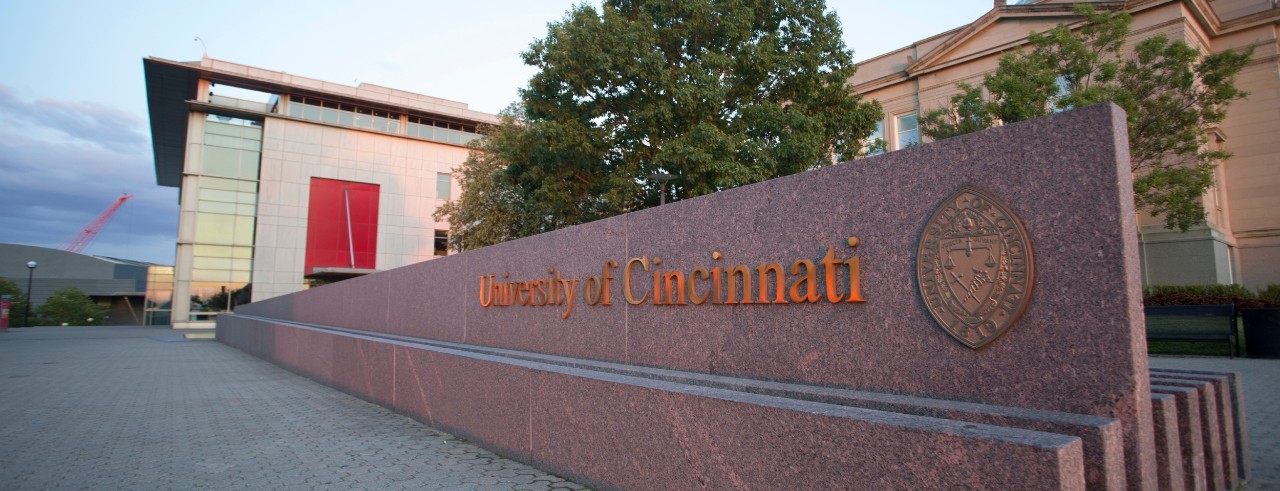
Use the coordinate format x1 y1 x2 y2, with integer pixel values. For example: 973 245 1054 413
34 287 108 326
1257 284 1280 302
1143 284 1280 308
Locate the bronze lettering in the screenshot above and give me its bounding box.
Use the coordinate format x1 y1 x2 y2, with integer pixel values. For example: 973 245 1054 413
789 260 819 303
561 278 579 319
584 276 601 306
478 275 494 307
600 260 617 306
688 268 711 305
820 246 845 303
756 263 788 304
624 257 649 305
724 265 753 304
662 271 687 305
844 257 864 303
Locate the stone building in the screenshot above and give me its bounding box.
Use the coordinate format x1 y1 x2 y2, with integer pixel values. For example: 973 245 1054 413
144 57 498 328
851 0 1280 288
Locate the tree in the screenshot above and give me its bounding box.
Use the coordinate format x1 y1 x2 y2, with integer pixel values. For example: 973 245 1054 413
0 277 32 327
920 5 1251 231
437 0 883 250
34 286 108 326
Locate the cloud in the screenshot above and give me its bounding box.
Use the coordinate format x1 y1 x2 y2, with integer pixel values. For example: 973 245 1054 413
0 123 177 265
0 84 148 154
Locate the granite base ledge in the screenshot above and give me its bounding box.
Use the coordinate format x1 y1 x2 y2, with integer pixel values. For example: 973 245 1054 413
219 315 1089 490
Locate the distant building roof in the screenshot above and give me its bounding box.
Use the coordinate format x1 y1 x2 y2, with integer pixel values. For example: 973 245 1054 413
143 56 500 187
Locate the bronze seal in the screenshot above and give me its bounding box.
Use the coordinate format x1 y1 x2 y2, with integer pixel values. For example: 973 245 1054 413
917 186 1034 349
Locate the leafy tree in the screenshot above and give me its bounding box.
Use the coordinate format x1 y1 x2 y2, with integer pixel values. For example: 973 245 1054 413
0 277 32 327
920 5 1251 231
34 286 107 326
437 0 883 249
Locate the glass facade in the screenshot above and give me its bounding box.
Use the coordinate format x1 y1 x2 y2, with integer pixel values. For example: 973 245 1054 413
186 116 261 322
287 95 401 133
408 116 481 146
144 266 174 326
282 94 480 146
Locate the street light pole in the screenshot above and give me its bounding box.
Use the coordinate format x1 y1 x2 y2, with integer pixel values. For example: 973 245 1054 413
24 260 37 327
650 172 673 206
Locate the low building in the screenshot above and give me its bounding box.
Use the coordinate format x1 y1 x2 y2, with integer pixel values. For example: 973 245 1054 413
143 57 498 328
0 243 162 325
851 0 1280 289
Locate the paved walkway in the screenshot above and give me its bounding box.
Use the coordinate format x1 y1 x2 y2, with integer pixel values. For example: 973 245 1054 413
0 326 1275 490
0 326 586 491
1151 355 1280 490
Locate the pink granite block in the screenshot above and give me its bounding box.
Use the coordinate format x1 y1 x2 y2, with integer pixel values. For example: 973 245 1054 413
293 326 334 386
1154 378 1225 490
291 272 389 332
331 337 395 408
461 215 628 361
219 104 1161 490
389 344 531 457
1154 385 1207 491
526 367 1086 490
272 321 303 373
618 104 1156 489
1153 369 1246 483
382 255 468 341
459 342 1127 491
1152 393 1186 491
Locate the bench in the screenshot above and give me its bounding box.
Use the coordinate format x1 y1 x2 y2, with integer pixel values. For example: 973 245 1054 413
1145 304 1238 357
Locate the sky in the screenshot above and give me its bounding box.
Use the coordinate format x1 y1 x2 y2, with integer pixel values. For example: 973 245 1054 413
0 0 992 265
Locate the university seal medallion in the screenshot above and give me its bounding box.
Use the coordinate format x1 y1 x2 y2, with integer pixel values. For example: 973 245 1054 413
917 186 1034 349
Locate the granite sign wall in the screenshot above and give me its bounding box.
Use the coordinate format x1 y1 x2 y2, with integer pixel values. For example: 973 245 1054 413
218 104 1246 490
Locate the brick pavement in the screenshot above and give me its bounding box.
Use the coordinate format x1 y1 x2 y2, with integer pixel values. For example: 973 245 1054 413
1 326 1275 490
1151 356 1280 491
0 326 587 491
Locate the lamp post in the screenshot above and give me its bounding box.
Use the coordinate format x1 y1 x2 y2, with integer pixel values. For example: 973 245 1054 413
24 260 37 327
650 172 673 206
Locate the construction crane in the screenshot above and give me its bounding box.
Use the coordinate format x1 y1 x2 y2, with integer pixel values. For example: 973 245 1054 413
60 194 134 254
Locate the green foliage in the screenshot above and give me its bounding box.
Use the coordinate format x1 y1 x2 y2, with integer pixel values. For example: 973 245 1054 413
920 4 1252 231
918 83 993 140
437 0 883 250
1257 284 1280 302
0 277 32 327
1143 284 1278 309
34 286 108 326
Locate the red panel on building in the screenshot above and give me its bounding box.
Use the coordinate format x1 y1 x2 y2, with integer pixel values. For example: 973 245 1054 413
305 178 380 276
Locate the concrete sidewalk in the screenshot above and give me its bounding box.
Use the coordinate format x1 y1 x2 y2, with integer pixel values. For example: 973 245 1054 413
0 325 586 491
1 326 1276 490
1150 355 1280 490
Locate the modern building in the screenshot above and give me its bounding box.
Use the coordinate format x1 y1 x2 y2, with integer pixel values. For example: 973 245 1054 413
0 243 164 325
851 0 1280 289
143 57 498 328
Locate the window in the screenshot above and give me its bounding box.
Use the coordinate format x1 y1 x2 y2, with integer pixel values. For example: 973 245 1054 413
408 116 481 146
896 113 920 149
286 95 403 135
863 120 885 156
434 230 449 256
436 173 451 199
1050 76 1071 113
